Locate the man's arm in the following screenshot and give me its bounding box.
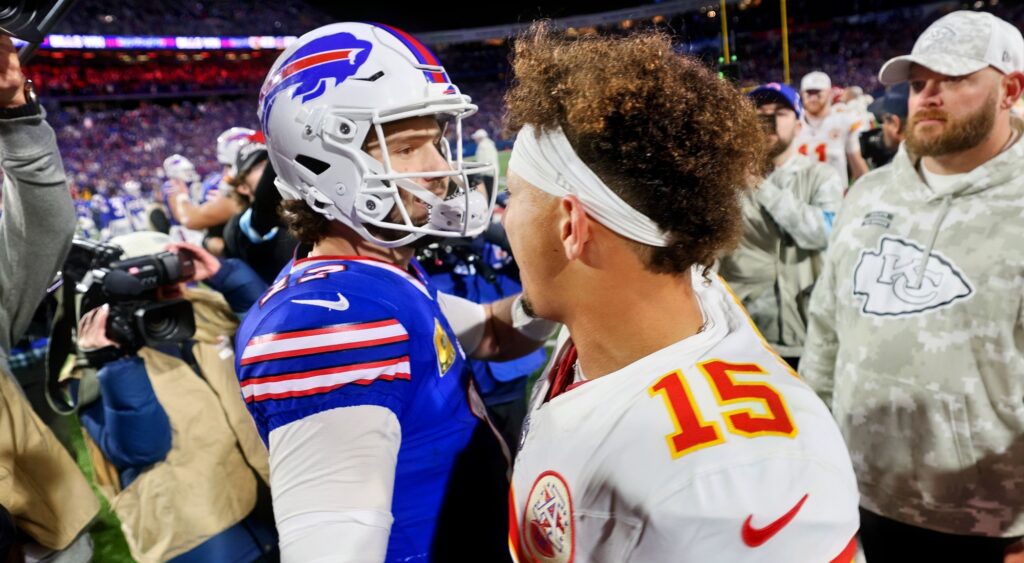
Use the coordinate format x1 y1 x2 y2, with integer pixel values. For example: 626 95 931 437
846 117 870 181
798 245 840 407
437 292 555 361
167 182 237 230
848 151 870 182
0 36 75 353
754 167 842 251
269 406 399 563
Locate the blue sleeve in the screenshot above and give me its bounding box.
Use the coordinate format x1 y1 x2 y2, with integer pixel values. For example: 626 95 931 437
79 356 172 473
206 258 268 317
236 292 415 444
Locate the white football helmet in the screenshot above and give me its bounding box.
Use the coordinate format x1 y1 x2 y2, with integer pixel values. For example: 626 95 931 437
217 127 257 175
259 22 497 248
162 154 200 184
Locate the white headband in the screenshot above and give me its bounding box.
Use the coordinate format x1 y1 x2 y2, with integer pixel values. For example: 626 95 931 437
508 124 672 247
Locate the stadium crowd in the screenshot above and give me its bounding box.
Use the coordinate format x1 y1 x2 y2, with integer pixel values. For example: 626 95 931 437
2 2 1024 563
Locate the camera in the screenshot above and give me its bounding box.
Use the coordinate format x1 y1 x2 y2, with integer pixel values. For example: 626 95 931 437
63 238 197 353
859 127 896 170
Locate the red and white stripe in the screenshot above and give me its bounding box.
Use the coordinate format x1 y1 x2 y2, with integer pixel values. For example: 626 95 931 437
242 355 411 402
241 319 408 365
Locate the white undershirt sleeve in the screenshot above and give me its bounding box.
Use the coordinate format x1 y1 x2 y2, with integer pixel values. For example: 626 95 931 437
268 405 402 563
437 291 488 355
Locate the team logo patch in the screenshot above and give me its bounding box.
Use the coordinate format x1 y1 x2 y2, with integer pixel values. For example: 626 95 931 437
259 32 373 132
524 471 574 563
862 211 893 229
853 235 973 317
829 128 841 140
434 319 456 376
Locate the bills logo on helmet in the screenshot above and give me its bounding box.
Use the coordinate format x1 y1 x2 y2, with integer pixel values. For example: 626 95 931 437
259 32 373 132
853 235 973 317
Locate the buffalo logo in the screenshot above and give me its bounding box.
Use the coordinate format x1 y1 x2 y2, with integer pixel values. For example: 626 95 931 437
853 235 973 317
434 319 456 376
524 471 574 563
259 32 373 132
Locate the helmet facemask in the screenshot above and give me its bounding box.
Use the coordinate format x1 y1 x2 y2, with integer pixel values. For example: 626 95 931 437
307 98 498 248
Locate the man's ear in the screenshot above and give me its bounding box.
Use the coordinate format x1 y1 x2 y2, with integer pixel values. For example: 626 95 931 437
1001 71 1024 109
560 195 590 261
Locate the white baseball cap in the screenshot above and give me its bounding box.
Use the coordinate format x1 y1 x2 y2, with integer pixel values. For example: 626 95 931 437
110 231 172 259
800 71 831 92
471 128 488 140
879 10 1024 85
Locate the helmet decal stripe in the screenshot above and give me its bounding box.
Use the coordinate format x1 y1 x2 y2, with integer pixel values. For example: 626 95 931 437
373 23 450 83
259 33 373 135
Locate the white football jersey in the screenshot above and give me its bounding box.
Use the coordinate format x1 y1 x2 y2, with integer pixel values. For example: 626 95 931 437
509 273 859 563
795 108 865 187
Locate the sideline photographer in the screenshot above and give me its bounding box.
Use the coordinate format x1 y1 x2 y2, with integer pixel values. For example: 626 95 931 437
69 231 274 562
0 34 99 562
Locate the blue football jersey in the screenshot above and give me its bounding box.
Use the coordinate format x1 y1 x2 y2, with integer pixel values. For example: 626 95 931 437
235 255 510 562
200 172 223 203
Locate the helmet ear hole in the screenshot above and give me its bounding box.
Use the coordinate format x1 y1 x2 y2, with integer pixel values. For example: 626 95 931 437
296 154 330 175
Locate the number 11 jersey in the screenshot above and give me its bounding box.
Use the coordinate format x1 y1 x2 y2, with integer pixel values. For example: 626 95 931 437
509 271 859 563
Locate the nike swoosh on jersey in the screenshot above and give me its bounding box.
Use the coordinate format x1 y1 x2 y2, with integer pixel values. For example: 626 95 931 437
741 493 809 547
292 293 350 312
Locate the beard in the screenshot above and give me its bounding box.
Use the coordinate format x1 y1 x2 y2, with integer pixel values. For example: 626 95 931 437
905 90 997 157
767 137 789 161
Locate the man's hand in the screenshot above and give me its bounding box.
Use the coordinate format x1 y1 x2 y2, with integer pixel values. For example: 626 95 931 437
0 36 26 109
167 241 221 282
77 304 119 351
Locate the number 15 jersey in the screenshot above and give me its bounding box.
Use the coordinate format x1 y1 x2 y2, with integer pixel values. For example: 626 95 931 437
509 271 859 563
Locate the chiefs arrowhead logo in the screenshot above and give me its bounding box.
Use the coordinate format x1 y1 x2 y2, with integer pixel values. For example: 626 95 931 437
853 235 973 317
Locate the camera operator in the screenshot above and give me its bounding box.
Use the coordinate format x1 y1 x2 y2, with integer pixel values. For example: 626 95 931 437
72 231 274 562
0 34 99 563
861 82 910 170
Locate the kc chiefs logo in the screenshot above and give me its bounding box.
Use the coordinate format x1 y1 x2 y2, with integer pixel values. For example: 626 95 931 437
523 471 575 563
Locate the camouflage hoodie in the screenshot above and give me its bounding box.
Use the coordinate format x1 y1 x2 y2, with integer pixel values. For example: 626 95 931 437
800 118 1024 536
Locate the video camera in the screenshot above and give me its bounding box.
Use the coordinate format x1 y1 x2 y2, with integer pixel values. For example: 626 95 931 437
63 238 197 353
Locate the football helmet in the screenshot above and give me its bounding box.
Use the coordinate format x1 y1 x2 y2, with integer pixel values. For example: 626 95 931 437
216 126 257 175
259 22 497 248
162 154 200 184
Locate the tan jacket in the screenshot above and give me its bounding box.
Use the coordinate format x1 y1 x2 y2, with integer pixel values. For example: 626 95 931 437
0 370 98 550
720 154 844 357
85 289 269 562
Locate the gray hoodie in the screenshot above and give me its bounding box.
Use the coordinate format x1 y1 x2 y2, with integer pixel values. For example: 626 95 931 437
801 117 1024 536
0 110 76 361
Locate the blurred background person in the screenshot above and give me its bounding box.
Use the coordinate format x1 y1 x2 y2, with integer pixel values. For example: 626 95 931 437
720 82 843 370
797 70 871 188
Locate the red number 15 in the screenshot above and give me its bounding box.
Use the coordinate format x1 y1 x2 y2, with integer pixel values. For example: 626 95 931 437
648 360 797 459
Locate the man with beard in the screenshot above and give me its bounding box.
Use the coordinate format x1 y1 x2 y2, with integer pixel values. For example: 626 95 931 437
800 10 1024 562
720 83 843 370
796 71 871 188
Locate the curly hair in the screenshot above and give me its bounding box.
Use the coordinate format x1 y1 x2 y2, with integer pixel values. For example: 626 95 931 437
505 23 766 274
280 199 332 245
